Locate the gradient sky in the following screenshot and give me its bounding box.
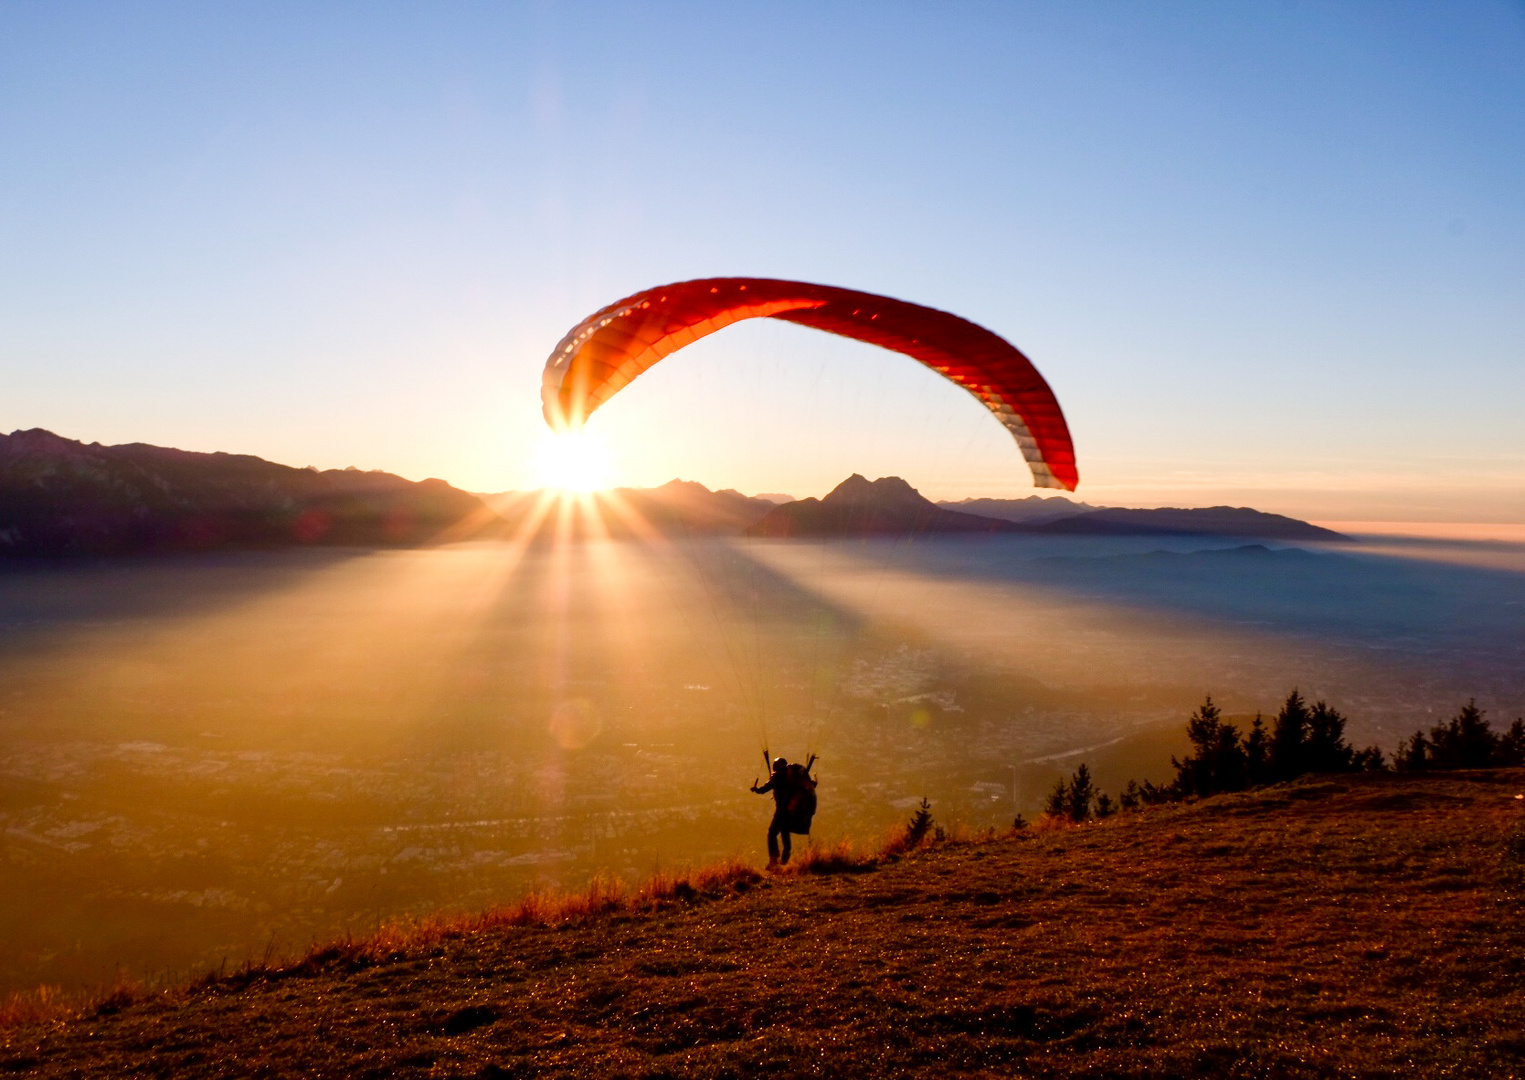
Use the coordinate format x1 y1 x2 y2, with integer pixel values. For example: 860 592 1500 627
2 2 1521 520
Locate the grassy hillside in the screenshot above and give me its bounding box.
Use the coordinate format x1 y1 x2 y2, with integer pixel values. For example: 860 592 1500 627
4 768 1524 1078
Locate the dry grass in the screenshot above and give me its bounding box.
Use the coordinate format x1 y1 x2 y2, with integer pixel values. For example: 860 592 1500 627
195 859 776 993
0 862 771 1029
0 828 925 1029
0 988 74 1029
0 974 143 1030
5 769 1525 1078
784 837 881 875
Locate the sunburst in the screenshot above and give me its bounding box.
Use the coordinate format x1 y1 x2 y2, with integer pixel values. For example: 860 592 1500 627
530 428 616 495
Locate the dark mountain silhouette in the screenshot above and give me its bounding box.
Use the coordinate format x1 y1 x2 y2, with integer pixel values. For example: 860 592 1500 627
0 429 495 556
486 480 778 539
615 481 779 533
3 427 1346 554
747 476 1345 542
747 474 1020 537
1035 505 1349 542
937 494 1097 523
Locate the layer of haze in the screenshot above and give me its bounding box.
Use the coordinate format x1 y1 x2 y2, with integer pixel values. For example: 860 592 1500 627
1 527 1522 993
1 4 1522 519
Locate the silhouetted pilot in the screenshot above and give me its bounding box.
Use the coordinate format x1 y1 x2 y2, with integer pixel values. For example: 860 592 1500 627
751 757 795 866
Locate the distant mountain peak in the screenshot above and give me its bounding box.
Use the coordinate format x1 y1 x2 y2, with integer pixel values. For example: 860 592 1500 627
1 428 93 456
822 474 929 510
656 478 711 493
749 474 1015 537
826 472 871 495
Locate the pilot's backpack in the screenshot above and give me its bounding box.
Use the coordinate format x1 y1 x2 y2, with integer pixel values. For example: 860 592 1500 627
785 762 818 835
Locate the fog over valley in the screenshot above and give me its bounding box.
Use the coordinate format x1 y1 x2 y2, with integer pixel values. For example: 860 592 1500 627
1 528 1521 994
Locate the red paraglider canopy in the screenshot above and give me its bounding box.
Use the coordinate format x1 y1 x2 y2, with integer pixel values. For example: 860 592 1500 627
542 277 1078 491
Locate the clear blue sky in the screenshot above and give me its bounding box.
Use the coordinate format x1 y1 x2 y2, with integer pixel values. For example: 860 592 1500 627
2 2 1521 519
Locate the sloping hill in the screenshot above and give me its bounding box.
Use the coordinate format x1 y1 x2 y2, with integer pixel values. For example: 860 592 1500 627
5 769 1522 1078
1037 505 1349 542
0 429 496 555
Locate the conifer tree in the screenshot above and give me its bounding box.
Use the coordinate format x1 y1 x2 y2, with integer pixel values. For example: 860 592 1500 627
1501 719 1525 767
1172 697 1248 797
905 797 935 845
1429 699 1496 768
1395 729 1429 771
1044 777 1069 819
1066 764 1096 822
1119 780 1142 812
1305 700 1356 774
1270 690 1311 780
1245 713 1271 786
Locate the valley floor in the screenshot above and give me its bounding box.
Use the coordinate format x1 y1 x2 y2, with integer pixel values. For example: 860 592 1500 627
4 769 1524 1078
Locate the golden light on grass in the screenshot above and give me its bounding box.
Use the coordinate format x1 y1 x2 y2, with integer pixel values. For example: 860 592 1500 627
530 429 616 495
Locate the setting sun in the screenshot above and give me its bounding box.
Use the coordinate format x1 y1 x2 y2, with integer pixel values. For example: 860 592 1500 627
530 428 616 493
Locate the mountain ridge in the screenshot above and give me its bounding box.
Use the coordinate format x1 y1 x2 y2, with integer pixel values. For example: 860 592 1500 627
485 479 779 539
1042 504 1349 542
0 429 493 556
751 474 1347 542
936 494 1098 523
0 430 1346 553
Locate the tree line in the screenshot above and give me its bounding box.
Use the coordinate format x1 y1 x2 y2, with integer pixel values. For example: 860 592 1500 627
1044 692 1525 823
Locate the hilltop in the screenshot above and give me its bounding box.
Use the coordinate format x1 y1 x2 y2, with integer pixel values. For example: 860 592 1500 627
4 768 1522 1078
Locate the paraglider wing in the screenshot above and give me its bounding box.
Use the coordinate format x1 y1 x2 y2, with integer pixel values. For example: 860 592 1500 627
541 277 1078 490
